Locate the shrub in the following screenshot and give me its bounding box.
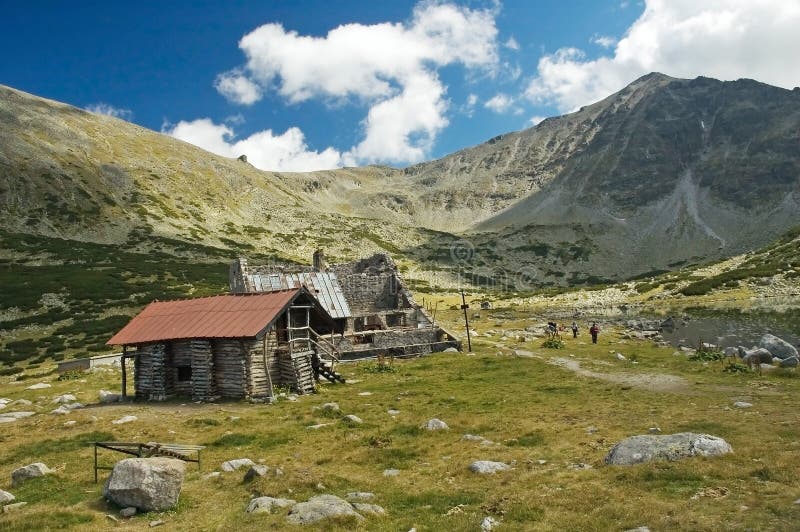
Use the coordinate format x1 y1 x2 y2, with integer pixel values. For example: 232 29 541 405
0 366 23 376
542 338 565 349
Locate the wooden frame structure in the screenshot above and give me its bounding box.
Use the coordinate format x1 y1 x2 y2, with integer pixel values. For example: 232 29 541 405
92 441 204 483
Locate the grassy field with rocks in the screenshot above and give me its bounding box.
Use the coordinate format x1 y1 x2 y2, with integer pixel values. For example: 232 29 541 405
1 306 799 531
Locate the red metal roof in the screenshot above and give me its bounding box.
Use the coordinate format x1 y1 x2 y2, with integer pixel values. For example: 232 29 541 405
107 290 300 345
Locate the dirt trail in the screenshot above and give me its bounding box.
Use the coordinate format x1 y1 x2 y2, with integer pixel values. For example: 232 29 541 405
549 356 692 394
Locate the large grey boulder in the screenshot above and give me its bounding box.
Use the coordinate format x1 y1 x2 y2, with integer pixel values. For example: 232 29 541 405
759 334 798 360
246 496 296 514
103 458 185 511
605 433 732 465
287 494 364 525
739 347 773 366
780 356 798 368
12 462 53 487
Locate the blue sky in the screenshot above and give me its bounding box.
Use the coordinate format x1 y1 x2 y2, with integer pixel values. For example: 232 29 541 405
2 1 798 171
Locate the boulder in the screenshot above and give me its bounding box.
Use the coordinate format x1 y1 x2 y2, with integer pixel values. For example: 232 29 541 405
52 394 77 404
103 458 185 512
351 503 386 515
0 489 15 504
12 462 53 487
759 334 798 360
423 418 449 431
99 390 121 403
780 356 798 368
343 414 363 425
320 402 340 413
724 347 738 358
246 496 296 514
346 492 374 502
740 347 773 366
286 494 364 525
469 461 510 474
221 458 255 472
604 433 732 465
243 465 269 482
120 507 137 517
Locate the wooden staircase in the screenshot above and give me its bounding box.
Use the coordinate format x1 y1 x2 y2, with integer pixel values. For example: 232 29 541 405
286 306 345 389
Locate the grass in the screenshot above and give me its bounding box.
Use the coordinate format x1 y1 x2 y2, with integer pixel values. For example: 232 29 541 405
0 315 799 531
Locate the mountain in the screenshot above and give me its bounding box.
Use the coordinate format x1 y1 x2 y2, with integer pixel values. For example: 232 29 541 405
1 73 799 289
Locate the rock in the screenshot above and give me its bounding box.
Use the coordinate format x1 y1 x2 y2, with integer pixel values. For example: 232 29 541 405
586 426 599 434
246 496 296 514
63 420 77 427
11 399 32 406
103 458 185 512
149 520 165 527
321 402 340 412
99 390 121 403
203 472 221 480
346 492 375 502
615 353 626 361
383 469 400 477
759 334 798 360
604 433 732 465
469 461 510 474
51 406 72 415
624 528 650 532
513 349 533 357
0 489 15 504
352 502 386 515
343 414 363 425
307 423 333 430
120 507 137 517
286 494 364 525
106 514 119 523
112 415 137 425
482 516 501 531
243 465 269 482
52 394 77 404
26 382 51 390
648 427 661 434
423 418 449 431
462 434 489 443
780 356 798 368
12 462 53 486
3 502 28 513
387 409 400 416
0 411 35 421
724 347 738 358
357 391 372 396
568 463 593 470
733 401 753 408
221 458 255 472
444 347 458 353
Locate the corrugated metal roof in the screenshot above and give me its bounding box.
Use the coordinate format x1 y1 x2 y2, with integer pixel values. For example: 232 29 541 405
246 272 352 319
107 290 300 345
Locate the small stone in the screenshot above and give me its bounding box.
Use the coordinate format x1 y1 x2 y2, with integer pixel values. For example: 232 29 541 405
243 465 269 482
112 415 137 425
424 418 449 431
52 394 77 404
203 472 221 479
462 434 488 442
648 427 661 434
106 514 119 522
26 382 51 390
352 502 386 515
343 414 363 425
383 468 400 477
0 489 16 504
99 390 120 403
733 401 753 409
221 458 255 472
623 528 650 532
482 516 501 531
228 416 240 421
3 502 27 513
120 507 137 517
444 347 458 353
307 423 333 430
321 402 340 412
149 520 165 527
387 409 400 416
51 406 72 415
64 420 77 427
586 426 599 434
469 461 510 474
537 459 547 465
357 392 372 396
568 463 593 470
346 492 375 502
246 496 296 514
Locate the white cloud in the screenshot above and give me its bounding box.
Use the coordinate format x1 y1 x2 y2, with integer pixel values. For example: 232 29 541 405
214 70 262 105
527 0 800 112
504 36 520 50
163 118 343 172
484 93 515 113
210 1 499 165
592 35 616 48
528 115 548 126
86 103 133 120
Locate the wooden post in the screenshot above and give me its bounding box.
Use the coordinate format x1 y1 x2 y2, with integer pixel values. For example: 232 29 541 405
121 345 127 399
262 328 274 401
461 291 472 352
94 443 98 484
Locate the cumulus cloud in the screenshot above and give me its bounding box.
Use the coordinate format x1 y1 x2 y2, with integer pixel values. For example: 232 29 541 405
85 103 133 120
208 1 499 166
504 36 520 50
214 70 262 105
527 0 800 112
591 35 616 48
163 118 343 172
484 93 515 113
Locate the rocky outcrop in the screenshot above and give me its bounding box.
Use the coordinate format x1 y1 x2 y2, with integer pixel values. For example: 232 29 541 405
759 334 798 360
246 496 296 514
12 463 53 487
103 458 185 511
286 494 364 525
605 433 732 465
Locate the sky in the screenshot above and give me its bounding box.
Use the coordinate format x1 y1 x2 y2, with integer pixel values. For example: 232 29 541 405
2 0 799 172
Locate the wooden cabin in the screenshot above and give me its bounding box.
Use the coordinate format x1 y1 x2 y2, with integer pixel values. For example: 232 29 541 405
106 288 343 402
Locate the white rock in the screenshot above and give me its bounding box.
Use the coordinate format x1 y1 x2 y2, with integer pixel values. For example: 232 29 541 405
52 394 77 404
103 458 185 512
120 507 137 517
112 415 137 425
0 489 15 504
99 390 121 403
346 492 375 502
307 423 334 430
343 414 363 424
387 409 400 416
286 494 363 525
221 458 255 472
26 382 51 390
357 392 372 396
247 496 296 514
51 406 72 415
203 472 221 480
0 411 35 419
320 402 340 412
383 469 400 477
423 418 449 431
482 516 501 531
615 353 626 361
733 401 753 409
469 461 510 474
12 462 53 487
352 502 386 515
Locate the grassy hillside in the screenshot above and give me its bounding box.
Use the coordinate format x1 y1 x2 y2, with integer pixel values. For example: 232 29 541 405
0 312 798 530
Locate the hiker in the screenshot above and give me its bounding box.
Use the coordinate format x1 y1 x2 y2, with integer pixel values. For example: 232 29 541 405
571 321 578 338
590 322 600 344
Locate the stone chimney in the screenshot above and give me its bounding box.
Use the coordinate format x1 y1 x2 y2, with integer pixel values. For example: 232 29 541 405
312 249 327 272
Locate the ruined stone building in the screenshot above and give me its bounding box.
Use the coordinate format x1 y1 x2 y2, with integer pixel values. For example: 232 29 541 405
106 288 343 402
230 251 460 359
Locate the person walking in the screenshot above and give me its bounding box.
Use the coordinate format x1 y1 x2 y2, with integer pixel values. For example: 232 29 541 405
589 322 599 344
571 321 578 338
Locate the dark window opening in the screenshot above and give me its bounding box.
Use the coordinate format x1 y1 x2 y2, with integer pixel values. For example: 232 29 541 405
177 366 192 382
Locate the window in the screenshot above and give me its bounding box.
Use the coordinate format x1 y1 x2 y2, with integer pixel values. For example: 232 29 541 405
177 366 192 382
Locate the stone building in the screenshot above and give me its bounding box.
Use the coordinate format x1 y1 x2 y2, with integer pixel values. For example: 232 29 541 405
106 288 343 402
230 251 460 359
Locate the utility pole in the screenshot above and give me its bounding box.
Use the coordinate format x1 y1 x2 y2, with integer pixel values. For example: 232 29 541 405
461 290 472 352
